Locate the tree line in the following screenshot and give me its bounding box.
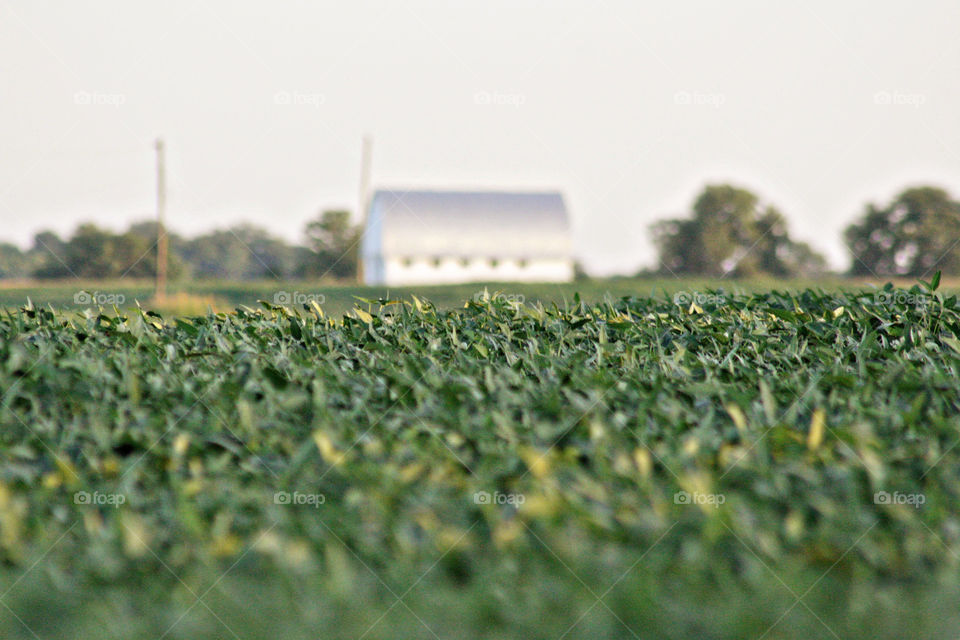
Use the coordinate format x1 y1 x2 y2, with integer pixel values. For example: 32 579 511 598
651 183 960 278
1 184 956 281
0 210 361 281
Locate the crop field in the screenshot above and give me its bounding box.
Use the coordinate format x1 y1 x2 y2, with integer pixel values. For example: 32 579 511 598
0 276 870 318
2 281 960 639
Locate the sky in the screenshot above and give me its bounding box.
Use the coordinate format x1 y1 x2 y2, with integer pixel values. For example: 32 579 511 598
1 0 958 275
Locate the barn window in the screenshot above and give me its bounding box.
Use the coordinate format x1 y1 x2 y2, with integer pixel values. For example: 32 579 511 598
518 259 529 269
402 257 413 267
459 257 471 267
431 257 443 268
490 258 500 268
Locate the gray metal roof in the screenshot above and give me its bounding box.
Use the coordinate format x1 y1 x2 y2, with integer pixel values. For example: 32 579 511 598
365 189 572 259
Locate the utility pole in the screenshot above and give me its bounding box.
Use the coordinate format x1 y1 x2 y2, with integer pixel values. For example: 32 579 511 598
155 138 168 302
357 135 372 284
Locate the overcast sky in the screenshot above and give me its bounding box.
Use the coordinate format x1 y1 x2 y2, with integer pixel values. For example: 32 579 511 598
2 1 958 274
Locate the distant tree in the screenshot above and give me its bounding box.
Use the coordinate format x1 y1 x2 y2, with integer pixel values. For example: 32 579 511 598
179 225 300 280
651 184 826 277
573 261 590 282
32 230 66 256
844 186 960 277
232 225 299 279
31 230 72 278
301 210 361 280
124 220 185 280
61 224 117 278
22 213 360 282
111 231 158 279
30 222 187 280
31 225 121 279
0 243 30 279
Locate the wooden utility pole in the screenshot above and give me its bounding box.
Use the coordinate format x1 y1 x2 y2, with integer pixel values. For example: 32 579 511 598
155 138 168 302
356 135 372 284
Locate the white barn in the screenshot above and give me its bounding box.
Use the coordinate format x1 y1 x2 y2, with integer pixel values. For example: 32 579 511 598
361 189 574 286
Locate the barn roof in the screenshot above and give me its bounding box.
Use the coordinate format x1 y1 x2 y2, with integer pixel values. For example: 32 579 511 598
365 189 572 259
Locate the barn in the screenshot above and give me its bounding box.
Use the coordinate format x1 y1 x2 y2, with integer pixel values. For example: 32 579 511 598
360 189 574 286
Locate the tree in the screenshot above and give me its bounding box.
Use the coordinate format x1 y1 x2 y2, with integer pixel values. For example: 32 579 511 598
301 210 361 280
31 230 72 278
111 231 158 279
124 220 185 280
22 213 361 282
178 225 301 280
651 184 826 277
30 222 186 280
844 186 960 277
0 243 30 279
61 224 117 278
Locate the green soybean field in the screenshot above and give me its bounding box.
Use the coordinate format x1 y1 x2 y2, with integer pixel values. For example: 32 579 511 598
2 281 960 639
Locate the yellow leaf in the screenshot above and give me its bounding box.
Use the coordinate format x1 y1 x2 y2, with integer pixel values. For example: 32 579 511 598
82 510 103 535
436 527 472 552
633 448 652 479
785 510 804 541
718 444 749 468
400 462 425 483
726 404 748 437
0 483 26 553
520 494 558 518
613 452 634 476
42 472 62 489
519 446 551 478
209 533 242 557
100 457 120 476
589 420 606 441
493 519 524 548
183 479 204 497
353 308 373 324
173 433 190 456
253 530 284 556
362 439 383 456
54 457 80 488
313 431 345 466
283 539 312 566
808 409 826 451
414 509 439 532
122 513 151 558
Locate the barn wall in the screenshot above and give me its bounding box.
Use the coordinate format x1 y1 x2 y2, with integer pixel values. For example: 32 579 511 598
361 189 575 286
380 257 573 286
360 206 385 285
